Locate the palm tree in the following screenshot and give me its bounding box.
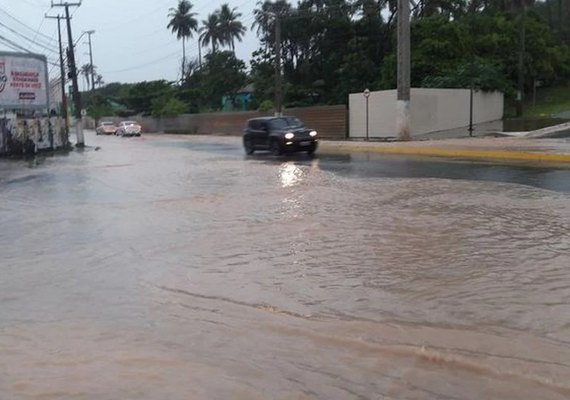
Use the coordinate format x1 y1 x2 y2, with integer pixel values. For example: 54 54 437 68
252 0 291 41
80 64 93 91
167 0 198 78
94 74 104 89
199 13 223 54
218 4 247 53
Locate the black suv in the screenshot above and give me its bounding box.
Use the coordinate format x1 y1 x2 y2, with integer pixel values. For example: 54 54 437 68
243 116 318 155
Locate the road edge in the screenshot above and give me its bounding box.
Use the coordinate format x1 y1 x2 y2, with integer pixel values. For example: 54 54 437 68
321 143 570 164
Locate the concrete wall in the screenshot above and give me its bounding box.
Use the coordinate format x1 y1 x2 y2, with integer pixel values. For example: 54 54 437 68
349 88 504 138
98 105 348 140
1 114 67 155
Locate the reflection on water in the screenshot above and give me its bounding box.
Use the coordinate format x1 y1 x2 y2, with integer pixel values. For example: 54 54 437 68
278 159 321 188
1 133 570 400
279 162 304 187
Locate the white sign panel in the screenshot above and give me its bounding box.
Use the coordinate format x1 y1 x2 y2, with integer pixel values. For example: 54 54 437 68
0 52 48 110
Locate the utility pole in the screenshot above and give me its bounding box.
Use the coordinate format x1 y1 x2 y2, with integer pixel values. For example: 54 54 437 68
51 1 84 147
86 30 95 92
516 3 526 118
45 14 69 145
274 14 282 116
397 0 411 140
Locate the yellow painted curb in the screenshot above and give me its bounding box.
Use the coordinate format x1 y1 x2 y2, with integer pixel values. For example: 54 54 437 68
321 143 570 164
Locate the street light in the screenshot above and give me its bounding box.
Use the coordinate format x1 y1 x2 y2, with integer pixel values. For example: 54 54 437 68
74 29 94 48
468 16 475 137
363 88 370 141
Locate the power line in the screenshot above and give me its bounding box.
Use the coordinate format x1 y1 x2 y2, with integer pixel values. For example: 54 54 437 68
0 33 32 53
101 49 181 74
31 6 52 48
0 5 58 44
0 21 58 54
0 38 29 53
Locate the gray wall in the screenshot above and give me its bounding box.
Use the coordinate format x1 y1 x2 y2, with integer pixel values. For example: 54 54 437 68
97 105 348 140
349 88 504 138
1 114 66 155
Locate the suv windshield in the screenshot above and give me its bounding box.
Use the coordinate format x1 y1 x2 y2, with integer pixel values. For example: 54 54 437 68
269 117 304 130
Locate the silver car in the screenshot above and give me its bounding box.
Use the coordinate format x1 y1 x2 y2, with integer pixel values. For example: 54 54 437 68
95 121 117 135
116 121 142 137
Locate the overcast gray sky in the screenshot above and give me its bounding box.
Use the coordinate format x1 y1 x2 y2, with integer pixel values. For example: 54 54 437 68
0 0 259 85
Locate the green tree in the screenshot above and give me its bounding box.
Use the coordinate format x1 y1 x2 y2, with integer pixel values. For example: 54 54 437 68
199 13 223 54
122 80 177 115
151 96 189 117
167 0 198 78
80 64 95 90
184 51 247 110
218 4 247 52
249 48 275 108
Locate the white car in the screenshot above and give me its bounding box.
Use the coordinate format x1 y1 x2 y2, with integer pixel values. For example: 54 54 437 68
116 121 142 137
95 121 117 135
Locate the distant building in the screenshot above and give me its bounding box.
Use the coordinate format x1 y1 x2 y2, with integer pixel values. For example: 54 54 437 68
221 83 254 112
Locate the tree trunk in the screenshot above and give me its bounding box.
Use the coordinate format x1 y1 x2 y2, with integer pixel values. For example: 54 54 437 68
546 0 553 30
182 36 186 80
198 41 202 68
558 0 562 37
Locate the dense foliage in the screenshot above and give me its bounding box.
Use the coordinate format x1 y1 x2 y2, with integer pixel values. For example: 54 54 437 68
86 0 570 117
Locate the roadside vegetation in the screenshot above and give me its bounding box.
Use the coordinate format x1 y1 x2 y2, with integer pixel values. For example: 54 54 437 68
84 0 570 119
522 85 570 117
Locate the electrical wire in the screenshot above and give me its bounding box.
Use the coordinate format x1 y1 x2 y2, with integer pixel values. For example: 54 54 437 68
0 34 32 53
0 21 58 54
101 49 181 74
0 5 58 45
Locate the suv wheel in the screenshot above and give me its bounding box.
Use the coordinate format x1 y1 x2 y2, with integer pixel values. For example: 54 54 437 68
270 140 282 156
244 139 254 155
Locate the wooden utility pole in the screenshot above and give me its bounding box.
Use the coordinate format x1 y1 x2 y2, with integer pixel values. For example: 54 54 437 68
274 14 282 116
45 14 70 145
51 1 84 147
397 0 411 140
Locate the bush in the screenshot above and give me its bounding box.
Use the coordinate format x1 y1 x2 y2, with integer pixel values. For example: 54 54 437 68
152 97 188 117
257 99 274 112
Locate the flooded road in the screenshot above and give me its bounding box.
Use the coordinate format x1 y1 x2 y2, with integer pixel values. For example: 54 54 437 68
1 132 570 399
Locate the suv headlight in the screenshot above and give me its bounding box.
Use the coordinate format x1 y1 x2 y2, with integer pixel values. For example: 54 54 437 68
310 130 317 137
284 132 294 140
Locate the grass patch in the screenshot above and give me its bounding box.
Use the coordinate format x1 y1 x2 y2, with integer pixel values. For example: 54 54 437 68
523 85 570 118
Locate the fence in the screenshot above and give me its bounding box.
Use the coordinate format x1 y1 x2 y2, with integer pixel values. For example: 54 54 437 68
99 105 348 140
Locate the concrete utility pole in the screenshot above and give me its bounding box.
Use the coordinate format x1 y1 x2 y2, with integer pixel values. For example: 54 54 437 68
85 30 95 92
274 14 282 116
397 0 411 140
51 1 84 147
45 14 70 145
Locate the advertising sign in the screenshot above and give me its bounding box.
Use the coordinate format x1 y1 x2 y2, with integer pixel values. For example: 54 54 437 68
0 52 49 110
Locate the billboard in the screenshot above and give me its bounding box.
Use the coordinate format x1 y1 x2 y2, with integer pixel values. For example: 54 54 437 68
0 52 49 110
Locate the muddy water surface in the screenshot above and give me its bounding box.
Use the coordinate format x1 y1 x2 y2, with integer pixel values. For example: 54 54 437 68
1 133 570 399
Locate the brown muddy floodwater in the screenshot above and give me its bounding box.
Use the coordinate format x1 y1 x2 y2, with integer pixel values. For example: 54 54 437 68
1 132 570 399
